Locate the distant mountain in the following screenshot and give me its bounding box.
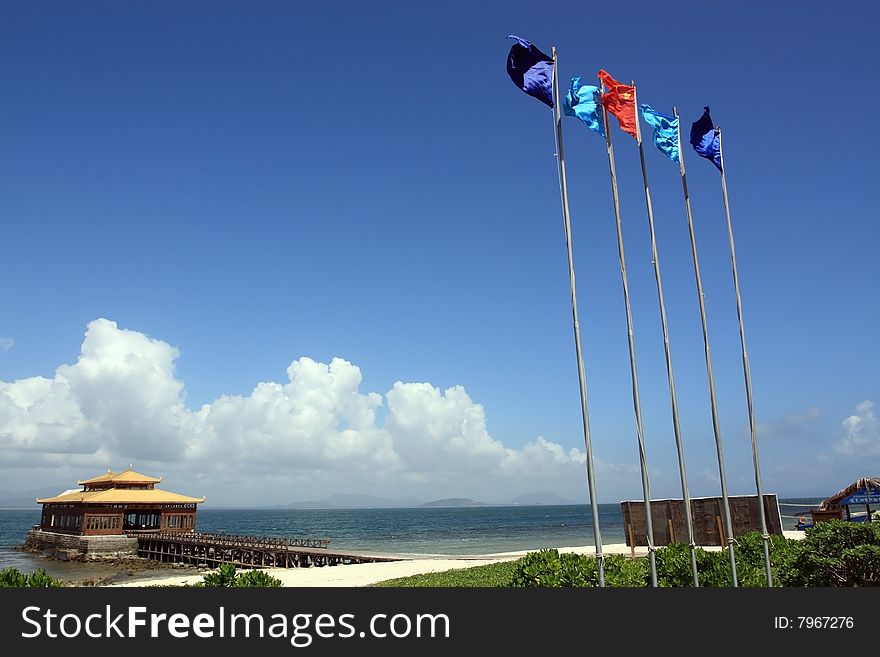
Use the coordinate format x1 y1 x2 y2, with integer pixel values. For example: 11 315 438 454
0 486 62 509
279 491 579 509
506 491 578 506
282 493 424 509
421 498 484 508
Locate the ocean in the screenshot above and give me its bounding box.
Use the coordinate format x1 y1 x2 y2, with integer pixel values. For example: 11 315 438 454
0 501 818 580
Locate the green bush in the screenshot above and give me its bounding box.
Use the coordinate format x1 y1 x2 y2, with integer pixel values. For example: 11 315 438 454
508 549 564 587
0 567 63 588
732 532 800 587
603 553 648 587
508 549 649 587
783 520 880 587
655 543 695 587
558 551 599 587
508 549 601 587
234 569 282 588
201 563 282 588
654 542 738 587
695 548 734 587
202 563 239 587
508 522 880 588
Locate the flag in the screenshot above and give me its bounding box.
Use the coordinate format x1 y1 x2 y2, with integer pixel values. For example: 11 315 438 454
598 70 637 139
690 106 722 172
640 105 679 163
506 35 554 108
563 77 605 137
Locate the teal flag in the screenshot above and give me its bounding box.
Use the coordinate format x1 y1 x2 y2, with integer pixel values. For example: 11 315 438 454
639 105 679 163
563 77 605 137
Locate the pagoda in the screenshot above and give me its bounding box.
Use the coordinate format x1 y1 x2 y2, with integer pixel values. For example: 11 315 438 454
35 466 205 536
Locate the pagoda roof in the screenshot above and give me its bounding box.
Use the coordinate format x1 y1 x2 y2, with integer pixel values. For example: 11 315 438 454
37 488 206 505
77 466 162 486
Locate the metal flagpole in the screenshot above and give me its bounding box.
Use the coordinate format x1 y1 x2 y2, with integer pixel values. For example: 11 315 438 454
550 48 605 586
673 107 738 586
631 87 699 587
717 127 773 586
598 77 658 587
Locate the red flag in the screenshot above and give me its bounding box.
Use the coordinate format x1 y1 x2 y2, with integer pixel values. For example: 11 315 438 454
598 70 638 140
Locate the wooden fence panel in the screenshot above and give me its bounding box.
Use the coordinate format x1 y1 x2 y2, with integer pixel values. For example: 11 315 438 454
621 494 783 547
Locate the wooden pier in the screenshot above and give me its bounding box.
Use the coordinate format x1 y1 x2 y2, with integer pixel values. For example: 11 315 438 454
133 531 399 569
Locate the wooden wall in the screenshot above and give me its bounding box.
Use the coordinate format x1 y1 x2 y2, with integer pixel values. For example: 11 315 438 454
621 494 783 547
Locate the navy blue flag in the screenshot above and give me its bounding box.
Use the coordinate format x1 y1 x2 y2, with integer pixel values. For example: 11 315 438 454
690 106 722 172
506 35 554 108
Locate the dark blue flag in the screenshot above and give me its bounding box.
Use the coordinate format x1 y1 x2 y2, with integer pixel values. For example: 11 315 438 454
689 106 722 172
506 35 554 108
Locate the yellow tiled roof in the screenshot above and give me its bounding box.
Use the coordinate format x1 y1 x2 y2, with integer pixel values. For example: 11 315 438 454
37 488 205 505
77 466 162 485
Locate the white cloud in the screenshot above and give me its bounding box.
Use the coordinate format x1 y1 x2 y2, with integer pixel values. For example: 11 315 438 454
835 400 879 457
756 405 821 440
0 336 12 352
0 319 597 503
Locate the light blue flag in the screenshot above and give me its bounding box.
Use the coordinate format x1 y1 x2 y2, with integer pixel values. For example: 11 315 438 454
563 77 605 137
639 104 679 163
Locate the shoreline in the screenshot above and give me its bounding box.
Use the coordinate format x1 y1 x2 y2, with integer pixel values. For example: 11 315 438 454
103 532 805 588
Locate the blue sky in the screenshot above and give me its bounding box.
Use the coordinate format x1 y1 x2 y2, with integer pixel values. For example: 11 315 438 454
0 1 877 505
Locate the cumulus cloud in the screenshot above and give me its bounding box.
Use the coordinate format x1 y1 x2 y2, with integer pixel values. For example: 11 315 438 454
835 400 879 457
0 319 594 503
0 336 12 352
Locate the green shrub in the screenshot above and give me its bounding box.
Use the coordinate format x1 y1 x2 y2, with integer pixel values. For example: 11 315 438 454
202 563 239 587
603 553 648 587
509 549 649 587
559 552 598 587
508 522 880 588
0 568 27 587
695 548 734 587
508 549 564 587
234 569 282 588
654 543 737 587
0 567 63 588
655 543 695 587
732 532 801 587
201 563 282 588
784 520 880 587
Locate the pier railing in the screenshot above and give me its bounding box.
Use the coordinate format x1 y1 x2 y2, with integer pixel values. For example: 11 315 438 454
132 531 396 568
129 530 331 550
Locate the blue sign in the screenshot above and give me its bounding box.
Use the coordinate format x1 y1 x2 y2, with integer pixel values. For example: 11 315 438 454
840 489 880 505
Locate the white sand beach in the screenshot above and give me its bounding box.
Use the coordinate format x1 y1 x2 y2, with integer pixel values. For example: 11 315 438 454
105 533 804 588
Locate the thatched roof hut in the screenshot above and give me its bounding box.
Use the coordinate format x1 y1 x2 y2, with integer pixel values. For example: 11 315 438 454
819 477 880 509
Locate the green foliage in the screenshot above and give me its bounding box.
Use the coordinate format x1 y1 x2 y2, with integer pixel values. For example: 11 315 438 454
202 563 239 587
234 569 282 588
558 551 599 587
840 545 880 586
655 543 695 587
733 532 800 587
653 543 736 587
0 567 63 588
782 520 880 587
508 549 564 587
603 553 648 587
373 560 520 587
201 564 282 588
694 548 733 587
508 549 648 588
0 568 28 587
